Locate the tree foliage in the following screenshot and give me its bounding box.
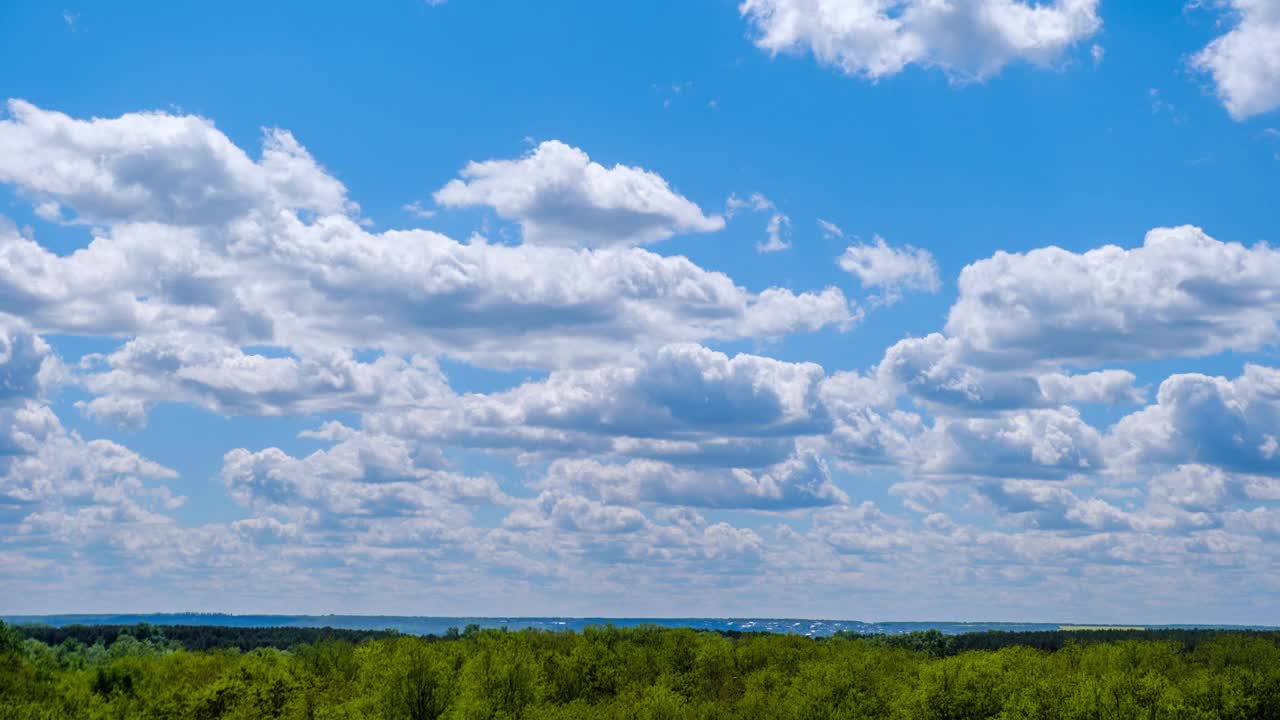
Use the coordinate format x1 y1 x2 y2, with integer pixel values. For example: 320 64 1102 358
2 620 1279 719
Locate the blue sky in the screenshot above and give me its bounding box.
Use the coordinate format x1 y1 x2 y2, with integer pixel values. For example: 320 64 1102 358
1 0 1279 623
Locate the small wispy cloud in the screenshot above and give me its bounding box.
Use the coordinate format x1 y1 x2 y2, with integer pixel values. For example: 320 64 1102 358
402 200 437 219
727 193 792 253
838 234 940 306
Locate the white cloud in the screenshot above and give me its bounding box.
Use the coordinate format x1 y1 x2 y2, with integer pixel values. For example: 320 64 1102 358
736 286 859 338
878 334 1144 411
0 200 853 375
838 235 940 305
758 211 792 253
0 316 62 404
539 452 847 510
725 192 775 216
980 479 1133 531
401 200 437 219
505 491 648 534
740 0 1102 81
922 407 1104 479
1147 465 1235 513
0 103 854 375
1192 0 1280 119
222 432 504 523
0 320 181 565
1224 506 1280 539
812 501 913 556
819 369 923 467
0 100 353 225
368 343 833 469
1109 365 1280 476
1037 370 1147 406
433 140 725 247
948 226 1280 366
77 333 452 428
1 402 180 526
726 192 791 253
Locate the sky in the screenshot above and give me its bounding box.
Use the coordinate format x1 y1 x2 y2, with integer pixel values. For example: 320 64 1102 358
0 0 1279 624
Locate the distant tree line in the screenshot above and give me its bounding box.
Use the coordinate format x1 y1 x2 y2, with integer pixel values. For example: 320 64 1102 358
16 622 1274 656
3 620 1280 719
835 627 1280 657
15 623 398 652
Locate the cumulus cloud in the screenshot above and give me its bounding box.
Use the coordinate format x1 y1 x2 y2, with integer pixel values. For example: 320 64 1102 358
0 199 852 376
819 369 923 467
1037 370 1147 406
0 320 180 566
505 491 649 534
1 403 180 529
0 103 853 377
978 466 1271 536
739 0 1102 81
979 479 1133 531
433 140 725 247
255 221 853 368
1109 365 1280 476
838 236 940 305
77 332 452 428
1192 0 1280 119
1224 506 1280 539
539 452 847 510
878 334 1144 411
811 501 913 556
368 343 833 468
222 431 505 525
1147 465 1237 513
922 407 1104 479
948 226 1280 366
0 100 352 225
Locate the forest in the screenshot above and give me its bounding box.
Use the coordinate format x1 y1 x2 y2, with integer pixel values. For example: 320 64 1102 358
3 620 1280 719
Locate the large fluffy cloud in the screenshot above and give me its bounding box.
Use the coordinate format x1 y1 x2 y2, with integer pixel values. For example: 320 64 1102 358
948 226 1280 366
365 343 832 468
434 140 725 247
0 103 853 374
0 100 352 224
222 432 505 523
921 407 1104 479
739 0 1101 81
0 212 853 372
78 333 452 428
0 319 182 575
877 334 1144 412
1109 365 1280 476
1191 0 1280 120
